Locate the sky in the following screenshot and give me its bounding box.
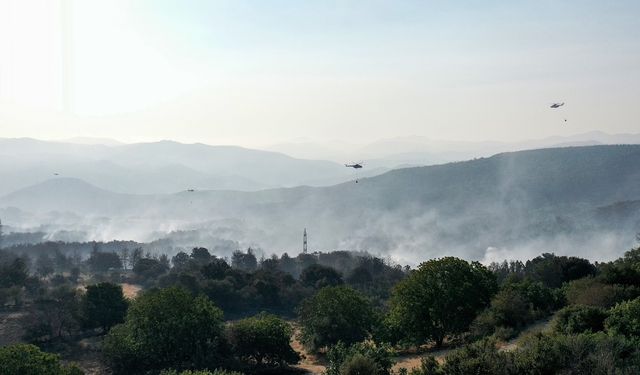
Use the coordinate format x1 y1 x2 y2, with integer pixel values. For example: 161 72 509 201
0 0 639 147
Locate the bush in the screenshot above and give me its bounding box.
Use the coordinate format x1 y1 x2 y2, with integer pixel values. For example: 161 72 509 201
227 313 299 367
0 343 83 375
440 338 514 375
552 305 608 334
298 286 376 351
605 297 640 337
340 354 381 375
325 342 395 375
469 309 499 339
514 332 640 374
410 333 640 375
103 287 227 374
160 370 244 375
564 277 639 308
489 288 532 328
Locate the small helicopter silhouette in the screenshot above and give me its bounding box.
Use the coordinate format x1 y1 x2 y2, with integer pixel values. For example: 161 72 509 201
345 162 363 169
345 162 364 183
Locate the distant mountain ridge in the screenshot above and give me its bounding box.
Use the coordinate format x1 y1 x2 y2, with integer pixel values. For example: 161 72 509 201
2 145 639 263
0 138 375 196
265 131 640 166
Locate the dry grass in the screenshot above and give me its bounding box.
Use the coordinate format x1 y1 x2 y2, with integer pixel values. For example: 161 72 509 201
0 310 26 346
120 283 142 299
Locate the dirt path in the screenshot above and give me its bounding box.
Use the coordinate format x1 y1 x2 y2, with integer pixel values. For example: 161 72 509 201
289 325 327 374
499 317 553 352
392 347 451 373
392 317 555 372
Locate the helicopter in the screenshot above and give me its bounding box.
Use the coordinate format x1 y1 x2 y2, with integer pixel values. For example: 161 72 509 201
345 162 363 169
550 102 565 109
345 162 364 183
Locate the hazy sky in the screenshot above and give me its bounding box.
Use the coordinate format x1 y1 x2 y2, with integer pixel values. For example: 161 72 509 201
0 0 638 146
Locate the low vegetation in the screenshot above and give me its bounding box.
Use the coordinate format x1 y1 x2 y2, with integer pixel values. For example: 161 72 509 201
2 240 640 374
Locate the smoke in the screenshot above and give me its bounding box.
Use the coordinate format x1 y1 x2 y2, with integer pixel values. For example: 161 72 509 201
3 146 639 265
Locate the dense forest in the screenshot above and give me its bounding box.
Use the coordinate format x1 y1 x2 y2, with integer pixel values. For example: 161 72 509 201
2 239 640 374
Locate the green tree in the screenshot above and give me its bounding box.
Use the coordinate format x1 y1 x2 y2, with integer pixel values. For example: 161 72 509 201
0 343 83 375
190 247 212 264
82 282 128 332
171 251 191 270
103 287 226 374
231 248 258 272
388 257 497 346
133 257 169 282
201 258 230 280
298 286 376 351
524 253 596 289
300 264 343 289
0 257 28 288
227 313 299 367
605 297 640 337
87 251 122 273
36 253 55 278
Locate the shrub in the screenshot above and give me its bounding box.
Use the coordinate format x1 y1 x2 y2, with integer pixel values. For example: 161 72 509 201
440 338 514 375
340 354 381 375
325 342 395 375
552 305 608 334
410 333 640 375
489 288 532 328
0 343 83 375
564 277 639 308
514 332 640 374
605 297 640 337
227 313 299 367
160 370 244 375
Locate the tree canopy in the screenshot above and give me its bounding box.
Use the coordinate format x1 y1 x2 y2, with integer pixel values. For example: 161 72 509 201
82 282 128 332
298 285 376 351
227 312 299 367
103 287 226 374
388 257 497 346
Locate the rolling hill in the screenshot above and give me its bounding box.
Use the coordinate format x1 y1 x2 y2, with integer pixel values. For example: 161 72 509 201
0 138 376 195
2 145 640 262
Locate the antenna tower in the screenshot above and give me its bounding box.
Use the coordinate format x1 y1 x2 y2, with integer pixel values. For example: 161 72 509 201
303 228 308 254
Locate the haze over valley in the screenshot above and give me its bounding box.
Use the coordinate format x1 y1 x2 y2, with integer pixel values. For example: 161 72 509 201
2 139 639 265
